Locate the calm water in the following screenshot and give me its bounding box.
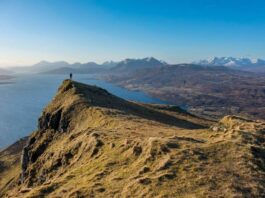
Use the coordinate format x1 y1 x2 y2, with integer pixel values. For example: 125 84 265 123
0 74 165 148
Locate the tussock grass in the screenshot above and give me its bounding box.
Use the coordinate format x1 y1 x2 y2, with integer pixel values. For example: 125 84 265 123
1 80 265 197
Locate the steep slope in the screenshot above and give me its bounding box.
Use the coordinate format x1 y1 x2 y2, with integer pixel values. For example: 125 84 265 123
0 137 28 195
1 80 265 197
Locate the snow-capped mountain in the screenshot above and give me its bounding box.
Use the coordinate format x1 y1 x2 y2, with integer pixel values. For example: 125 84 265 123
194 57 265 72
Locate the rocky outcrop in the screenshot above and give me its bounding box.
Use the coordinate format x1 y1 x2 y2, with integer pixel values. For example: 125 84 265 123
21 146 29 182
38 109 62 131
0 137 28 196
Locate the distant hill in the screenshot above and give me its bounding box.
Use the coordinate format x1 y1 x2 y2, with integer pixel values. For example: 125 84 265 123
9 61 71 73
32 61 70 72
0 68 13 83
0 68 12 75
9 61 116 74
111 57 167 73
46 57 168 74
194 57 265 73
0 75 12 80
9 57 167 74
106 64 265 120
42 62 110 74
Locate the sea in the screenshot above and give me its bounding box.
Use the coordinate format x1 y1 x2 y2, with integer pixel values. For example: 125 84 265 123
0 74 166 149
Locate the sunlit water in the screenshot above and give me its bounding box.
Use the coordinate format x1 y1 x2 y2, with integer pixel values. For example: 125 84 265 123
0 74 166 148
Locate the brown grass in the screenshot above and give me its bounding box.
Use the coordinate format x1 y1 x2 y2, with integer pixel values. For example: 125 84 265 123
1 80 265 197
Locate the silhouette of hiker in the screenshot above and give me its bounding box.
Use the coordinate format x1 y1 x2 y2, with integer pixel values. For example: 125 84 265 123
70 73 73 80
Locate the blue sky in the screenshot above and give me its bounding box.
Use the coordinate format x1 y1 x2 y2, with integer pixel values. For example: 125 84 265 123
0 0 265 66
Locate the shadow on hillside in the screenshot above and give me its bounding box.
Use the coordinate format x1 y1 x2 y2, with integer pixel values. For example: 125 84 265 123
73 81 206 129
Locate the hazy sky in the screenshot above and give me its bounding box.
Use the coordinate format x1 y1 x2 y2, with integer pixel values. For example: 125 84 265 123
0 0 265 66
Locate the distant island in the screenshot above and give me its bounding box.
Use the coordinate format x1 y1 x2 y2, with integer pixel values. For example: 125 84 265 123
0 75 14 84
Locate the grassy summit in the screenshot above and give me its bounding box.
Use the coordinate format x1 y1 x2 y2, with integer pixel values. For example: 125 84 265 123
0 80 265 197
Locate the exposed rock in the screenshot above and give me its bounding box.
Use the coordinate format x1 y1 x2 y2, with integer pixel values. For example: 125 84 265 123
132 145 142 156
21 146 29 182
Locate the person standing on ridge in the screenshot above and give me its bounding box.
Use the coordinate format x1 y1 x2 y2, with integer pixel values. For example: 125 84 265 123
70 73 73 80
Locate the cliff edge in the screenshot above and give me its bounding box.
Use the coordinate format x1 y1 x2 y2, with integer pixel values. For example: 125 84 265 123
0 80 265 197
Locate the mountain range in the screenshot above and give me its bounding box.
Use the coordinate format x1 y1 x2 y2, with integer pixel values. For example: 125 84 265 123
194 57 265 72
9 61 112 74
5 57 167 74
2 56 265 74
